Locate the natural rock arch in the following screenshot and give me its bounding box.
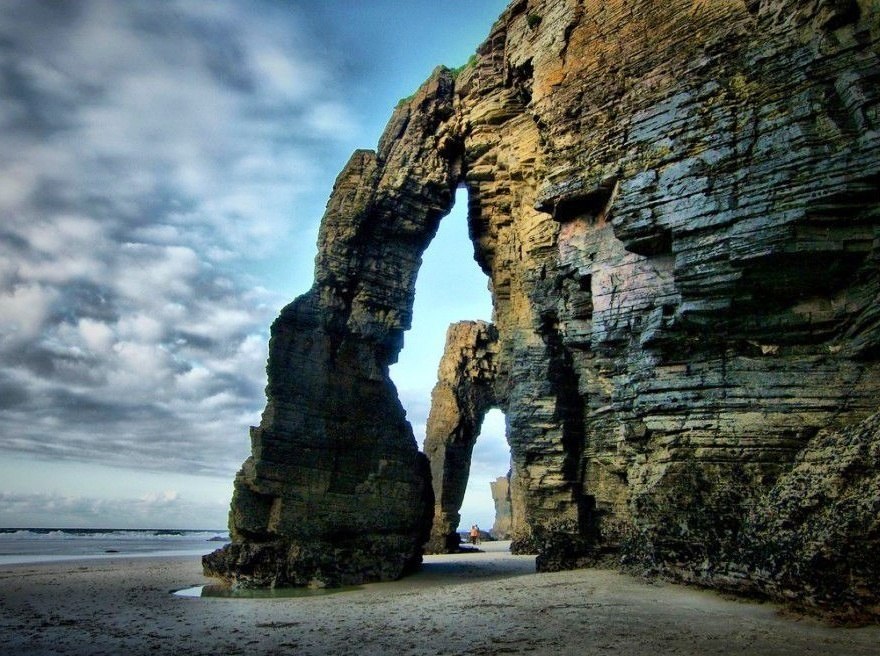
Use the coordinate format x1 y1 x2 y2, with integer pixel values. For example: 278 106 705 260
422 320 502 553
206 0 880 621
203 69 465 587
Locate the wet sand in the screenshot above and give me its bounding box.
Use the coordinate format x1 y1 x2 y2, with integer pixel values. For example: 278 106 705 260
1 541 877 655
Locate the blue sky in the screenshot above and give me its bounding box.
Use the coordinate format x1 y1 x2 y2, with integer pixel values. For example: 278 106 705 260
0 0 510 530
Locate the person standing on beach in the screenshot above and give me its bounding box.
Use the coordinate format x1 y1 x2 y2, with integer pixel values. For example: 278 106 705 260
469 525 479 545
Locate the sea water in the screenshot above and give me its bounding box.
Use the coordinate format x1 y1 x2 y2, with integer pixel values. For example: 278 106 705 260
173 584 362 598
0 528 228 565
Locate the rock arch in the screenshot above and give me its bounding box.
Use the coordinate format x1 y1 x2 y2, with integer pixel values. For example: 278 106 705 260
423 320 502 553
203 69 465 587
206 0 880 621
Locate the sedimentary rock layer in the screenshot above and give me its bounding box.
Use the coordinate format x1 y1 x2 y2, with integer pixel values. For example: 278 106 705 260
491 474 513 539
423 321 500 553
211 0 880 618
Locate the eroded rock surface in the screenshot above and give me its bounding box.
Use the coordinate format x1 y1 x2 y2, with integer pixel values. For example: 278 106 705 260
736 410 880 618
491 474 513 539
211 0 880 618
423 321 500 553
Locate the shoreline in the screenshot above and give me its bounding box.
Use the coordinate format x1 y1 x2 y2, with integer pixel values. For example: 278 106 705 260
0 527 226 566
0 547 214 567
2 542 878 655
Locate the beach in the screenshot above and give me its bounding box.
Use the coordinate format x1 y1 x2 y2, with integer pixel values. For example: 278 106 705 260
1 541 877 656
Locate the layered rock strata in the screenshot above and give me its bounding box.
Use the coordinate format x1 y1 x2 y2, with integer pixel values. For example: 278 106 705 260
203 71 460 587
490 474 513 539
423 321 500 553
211 0 880 618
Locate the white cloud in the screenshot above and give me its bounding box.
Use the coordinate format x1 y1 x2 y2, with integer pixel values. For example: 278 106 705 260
0 490 228 529
175 366 213 397
22 215 103 255
0 283 59 344
305 101 359 138
0 161 39 209
116 314 164 343
77 318 115 354
251 45 325 101
139 490 180 505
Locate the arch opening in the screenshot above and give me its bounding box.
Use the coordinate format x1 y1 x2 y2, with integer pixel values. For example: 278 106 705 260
389 185 492 448
388 185 512 554
459 408 511 540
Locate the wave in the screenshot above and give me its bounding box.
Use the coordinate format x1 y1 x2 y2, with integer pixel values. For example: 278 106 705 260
0 528 228 541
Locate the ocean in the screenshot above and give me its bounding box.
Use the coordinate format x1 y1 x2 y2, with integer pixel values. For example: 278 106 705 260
0 528 228 565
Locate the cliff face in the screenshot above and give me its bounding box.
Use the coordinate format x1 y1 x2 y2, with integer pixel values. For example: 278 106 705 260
207 0 880 618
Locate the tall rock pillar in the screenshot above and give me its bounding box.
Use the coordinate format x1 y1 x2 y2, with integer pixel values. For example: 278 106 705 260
204 69 462 588
490 474 513 539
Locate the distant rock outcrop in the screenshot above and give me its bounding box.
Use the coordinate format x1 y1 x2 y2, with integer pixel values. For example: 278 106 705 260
208 0 880 619
490 474 512 540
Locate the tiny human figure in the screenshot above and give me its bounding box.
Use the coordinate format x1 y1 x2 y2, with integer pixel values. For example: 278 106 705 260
469 524 479 545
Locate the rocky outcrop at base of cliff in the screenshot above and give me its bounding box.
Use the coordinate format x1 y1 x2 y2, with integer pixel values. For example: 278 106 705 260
202 531 425 589
738 411 880 621
621 410 880 622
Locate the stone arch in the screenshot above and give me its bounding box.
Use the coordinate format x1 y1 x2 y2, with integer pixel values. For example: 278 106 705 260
204 69 467 588
422 320 502 553
205 1 880 620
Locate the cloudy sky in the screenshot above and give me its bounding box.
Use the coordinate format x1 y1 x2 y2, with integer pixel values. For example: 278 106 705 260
0 0 510 530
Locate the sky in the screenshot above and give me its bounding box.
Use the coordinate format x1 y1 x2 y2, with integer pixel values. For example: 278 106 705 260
0 0 510 530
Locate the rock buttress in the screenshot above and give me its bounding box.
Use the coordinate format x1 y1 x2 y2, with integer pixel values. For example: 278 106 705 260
423 320 500 553
204 69 461 588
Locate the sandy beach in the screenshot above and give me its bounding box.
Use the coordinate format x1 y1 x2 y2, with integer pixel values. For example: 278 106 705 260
1 541 877 656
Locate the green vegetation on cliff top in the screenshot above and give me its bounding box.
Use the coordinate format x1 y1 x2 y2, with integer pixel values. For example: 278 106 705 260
396 55 478 108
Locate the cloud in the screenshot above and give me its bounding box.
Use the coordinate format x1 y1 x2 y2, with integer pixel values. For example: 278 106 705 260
0 1 360 478
0 283 59 343
0 490 228 529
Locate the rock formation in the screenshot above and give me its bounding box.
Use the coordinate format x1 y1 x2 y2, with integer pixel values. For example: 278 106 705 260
203 70 460 588
736 410 880 617
490 474 513 539
209 0 880 620
423 321 500 553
